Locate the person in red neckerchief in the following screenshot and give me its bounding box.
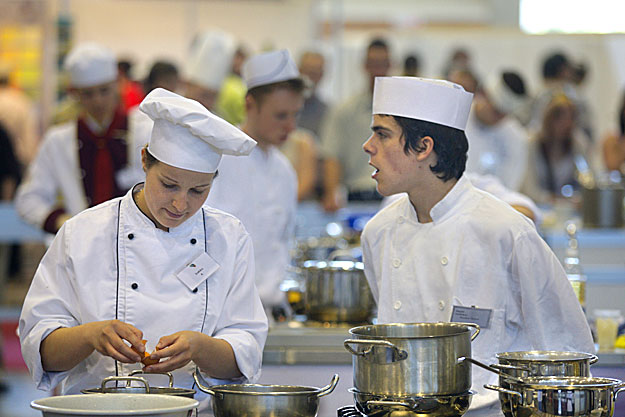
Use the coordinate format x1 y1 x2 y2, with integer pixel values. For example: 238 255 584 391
117 59 145 114
15 42 131 234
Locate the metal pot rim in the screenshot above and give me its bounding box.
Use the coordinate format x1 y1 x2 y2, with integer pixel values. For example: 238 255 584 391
514 376 623 389
206 383 326 396
495 350 597 362
348 322 474 339
81 387 196 396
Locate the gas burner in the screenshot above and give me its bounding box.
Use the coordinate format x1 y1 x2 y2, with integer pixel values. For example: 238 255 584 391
337 405 366 417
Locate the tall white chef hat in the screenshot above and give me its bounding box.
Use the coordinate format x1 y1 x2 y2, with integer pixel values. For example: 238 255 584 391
484 72 527 115
140 88 256 173
242 49 300 90
64 42 117 88
184 30 236 91
372 76 474 131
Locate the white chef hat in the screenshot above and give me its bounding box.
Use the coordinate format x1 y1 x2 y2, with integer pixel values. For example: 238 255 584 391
64 42 117 88
484 72 527 115
242 49 300 90
140 88 256 173
373 76 474 131
184 30 236 91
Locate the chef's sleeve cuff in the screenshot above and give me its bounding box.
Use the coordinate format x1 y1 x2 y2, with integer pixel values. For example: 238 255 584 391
43 208 67 234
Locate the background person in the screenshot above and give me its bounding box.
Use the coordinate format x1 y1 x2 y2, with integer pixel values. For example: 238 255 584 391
320 38 391 212
361 76 594 416
206 49 303 318
15 42 129 234
18 88 267 416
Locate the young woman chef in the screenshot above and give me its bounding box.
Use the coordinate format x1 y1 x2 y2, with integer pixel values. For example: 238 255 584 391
19 88 268 415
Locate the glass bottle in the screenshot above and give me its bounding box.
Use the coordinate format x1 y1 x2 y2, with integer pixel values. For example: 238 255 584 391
563 222 586 309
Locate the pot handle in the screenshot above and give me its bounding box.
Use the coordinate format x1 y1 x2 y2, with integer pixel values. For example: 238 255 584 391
490 363 530 372
614 382 625 399
316 374 339 397
458 357 525 384
101 376 150 393
589 354 599 365
366 400 416 410
483 384 522 399
463 323 481 341
192 370 216 396
344 339 408 361
128 370 175 387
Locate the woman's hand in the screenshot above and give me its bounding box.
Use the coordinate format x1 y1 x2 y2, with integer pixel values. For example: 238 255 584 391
142 331 200 373
85 320 145 363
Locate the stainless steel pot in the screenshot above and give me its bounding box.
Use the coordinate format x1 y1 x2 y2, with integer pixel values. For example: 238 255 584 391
581 183 625 228
349 388 475 416
81 373 196 398
193 372 338 417
344 322 480 396
31 393 198 416
485 376 625 417
301 260 374 323
493 351 598 417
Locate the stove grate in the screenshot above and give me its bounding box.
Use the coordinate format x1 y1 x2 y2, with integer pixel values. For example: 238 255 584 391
337 405 366 417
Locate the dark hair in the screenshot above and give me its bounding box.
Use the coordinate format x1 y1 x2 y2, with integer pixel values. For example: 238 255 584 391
145 61 179 92
542 52 569 79
247 78 305 106
403 55 420 76
502 71 526 96
368 38 389 52
392 115 468 181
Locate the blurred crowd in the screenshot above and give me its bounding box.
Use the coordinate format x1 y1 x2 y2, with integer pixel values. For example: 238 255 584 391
2 34 625 291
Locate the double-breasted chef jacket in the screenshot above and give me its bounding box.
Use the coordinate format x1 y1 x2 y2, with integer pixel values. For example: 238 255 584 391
205 146 297 309
19 185 268 415
361 175 595 414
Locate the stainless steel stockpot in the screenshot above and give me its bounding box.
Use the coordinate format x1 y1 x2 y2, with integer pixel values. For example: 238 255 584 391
193 372 338 417
344 322 480 396
493 351 598 417
485 376 625 417
349 388 475 416
301 260 374 323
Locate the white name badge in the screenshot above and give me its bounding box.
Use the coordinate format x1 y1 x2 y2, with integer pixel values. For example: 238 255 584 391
176 252 220 291
451 305 492 329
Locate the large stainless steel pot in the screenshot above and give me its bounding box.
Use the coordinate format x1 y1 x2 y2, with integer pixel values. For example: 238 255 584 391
344 322 480 396
581 183 625 228
81 373 196 398
301 260 374 323
493 351 598 417
349 388 475 416
31 393 198 416
485 376 625 417
193 372 338 417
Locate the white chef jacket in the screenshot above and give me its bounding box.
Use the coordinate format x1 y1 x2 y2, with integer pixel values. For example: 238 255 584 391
15 119 143 230
19 186 268 416
361 175 594 415
206 146 297 308
465 112 529 191
15 122 89 227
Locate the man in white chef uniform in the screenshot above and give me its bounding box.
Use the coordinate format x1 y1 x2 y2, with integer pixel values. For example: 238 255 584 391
16 42 130 234
361 76 595 416
19 88 268 416
206 49 302 316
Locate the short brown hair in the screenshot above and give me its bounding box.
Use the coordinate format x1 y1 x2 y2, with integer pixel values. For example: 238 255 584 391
246 78 305 106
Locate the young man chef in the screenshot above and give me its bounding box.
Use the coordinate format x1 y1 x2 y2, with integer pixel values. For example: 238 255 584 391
361 76 595 416
206 49 303 317
15 42 129 234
